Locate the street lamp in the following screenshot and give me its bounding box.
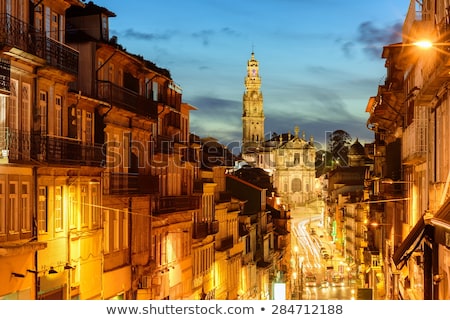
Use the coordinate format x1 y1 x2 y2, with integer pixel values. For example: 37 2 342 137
381 178 414 185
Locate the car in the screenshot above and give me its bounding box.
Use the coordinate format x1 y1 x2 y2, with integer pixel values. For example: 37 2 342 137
305 274 317 287
331 274 345 287
320 280 329 288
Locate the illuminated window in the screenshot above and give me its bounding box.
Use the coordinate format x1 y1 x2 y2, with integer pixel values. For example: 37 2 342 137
9 181 18 233
54 186 63 231
103 210 110 253
21 182 31 232
122 208 128 249
113 210 119 251
68 186 77 229
55 95 62 136
39 91 47 134
91 183 99 228
38 186 47 233
80 184 88 227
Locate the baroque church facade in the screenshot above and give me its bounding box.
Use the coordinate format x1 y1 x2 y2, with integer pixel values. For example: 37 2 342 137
241 52 316 208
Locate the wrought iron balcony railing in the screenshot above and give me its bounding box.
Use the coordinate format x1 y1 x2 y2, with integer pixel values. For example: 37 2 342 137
0 128 31 162
97 81 158 119
193 220 219 239
156 195 201 214
31 134 104 166
104 172 159 195
216 235 233 251
0 13 79 75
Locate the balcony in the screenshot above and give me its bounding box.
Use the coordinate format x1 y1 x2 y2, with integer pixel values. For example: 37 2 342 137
216 235 234 251
0 128 31 163
402 108 427 164
193 220 219 239
97 81 158 119
31 134 104 166
0 13 78 75
156 195 200 214
105 172 159 195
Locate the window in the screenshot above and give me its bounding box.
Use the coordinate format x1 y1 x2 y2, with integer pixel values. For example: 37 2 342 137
152 81 158 101
9 79 18 131
80 184 88 227
54 186 63 231
21 182 31 232
101 14 108 40
34 4 43 32
90 183 100 228
55 95 62 136
104 210 110 253
292 178 301 192
9 181 18 234
45 7 51 38
21 83 30 131
86 112 92 144
39 91 47 134
50 11 59 41
38 186 47 233
68 186 77 229
76 109 82 140
113 210 119 251
123 208 128 249
294 153 300 165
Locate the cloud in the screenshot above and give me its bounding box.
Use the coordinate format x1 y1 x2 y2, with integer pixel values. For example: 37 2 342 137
188 96 242 145
191 27 241 46
192 29 215 46
355 21 403 59
122 28 174 41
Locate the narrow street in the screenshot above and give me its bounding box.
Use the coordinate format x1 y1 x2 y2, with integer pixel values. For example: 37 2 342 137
291 201 355 300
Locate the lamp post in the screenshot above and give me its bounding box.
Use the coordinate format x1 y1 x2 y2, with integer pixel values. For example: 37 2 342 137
291 246 304 300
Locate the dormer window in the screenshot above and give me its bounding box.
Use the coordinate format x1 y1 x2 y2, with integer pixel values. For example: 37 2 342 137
101 14 109 41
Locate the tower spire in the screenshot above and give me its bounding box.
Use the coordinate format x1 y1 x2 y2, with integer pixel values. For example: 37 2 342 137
242 51 265 159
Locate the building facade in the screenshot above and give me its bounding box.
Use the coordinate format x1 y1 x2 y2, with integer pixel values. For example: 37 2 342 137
1 1 290 301
366 0 450 300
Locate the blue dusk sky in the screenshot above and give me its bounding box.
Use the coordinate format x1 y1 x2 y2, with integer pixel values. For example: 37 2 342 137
90 0 410 151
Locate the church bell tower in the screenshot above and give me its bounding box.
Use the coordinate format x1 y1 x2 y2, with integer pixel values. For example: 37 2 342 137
242 52 264 155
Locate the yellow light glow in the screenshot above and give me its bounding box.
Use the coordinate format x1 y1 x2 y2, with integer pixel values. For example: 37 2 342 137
414 40 433 49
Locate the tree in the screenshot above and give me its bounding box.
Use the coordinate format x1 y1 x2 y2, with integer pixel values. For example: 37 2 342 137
327 130 352 167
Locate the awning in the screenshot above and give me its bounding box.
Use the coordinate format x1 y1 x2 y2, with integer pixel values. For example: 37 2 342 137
430 198 450 246
392 216 426 267
365 96 377 112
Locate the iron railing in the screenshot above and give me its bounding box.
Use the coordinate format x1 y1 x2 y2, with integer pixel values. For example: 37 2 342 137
31 134 104 166
0 13 78 75
97 81 158 118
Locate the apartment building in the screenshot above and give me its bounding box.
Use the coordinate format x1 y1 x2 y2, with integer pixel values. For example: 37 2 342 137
366 0 450 300
0 0 88 300
1 0 289 300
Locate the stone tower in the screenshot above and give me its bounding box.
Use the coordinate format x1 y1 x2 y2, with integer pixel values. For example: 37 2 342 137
242 52 264 157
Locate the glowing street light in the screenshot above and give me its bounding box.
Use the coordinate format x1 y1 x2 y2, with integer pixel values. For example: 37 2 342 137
413 40 433 49
381 178 414 185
